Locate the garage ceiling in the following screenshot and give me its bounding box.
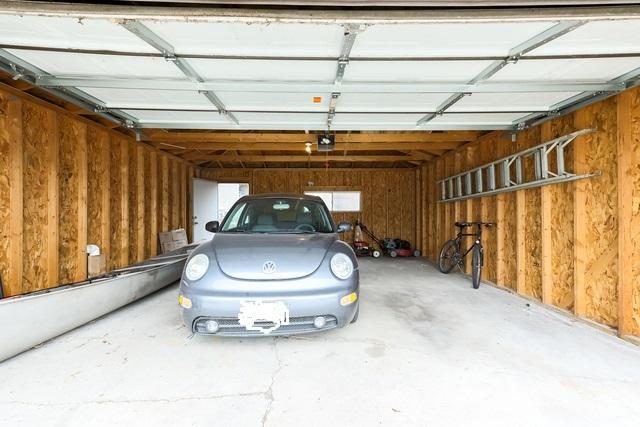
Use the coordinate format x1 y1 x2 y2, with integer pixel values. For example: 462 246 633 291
0 4 639 168
1 9 640 133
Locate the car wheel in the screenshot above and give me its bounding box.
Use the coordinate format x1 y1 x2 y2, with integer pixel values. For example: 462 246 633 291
372 250 381 258
350 305 359 323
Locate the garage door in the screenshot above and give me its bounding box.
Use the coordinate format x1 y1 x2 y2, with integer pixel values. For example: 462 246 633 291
0 7 639 134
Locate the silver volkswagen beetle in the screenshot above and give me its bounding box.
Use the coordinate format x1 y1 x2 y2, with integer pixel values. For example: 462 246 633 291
178 193 359 336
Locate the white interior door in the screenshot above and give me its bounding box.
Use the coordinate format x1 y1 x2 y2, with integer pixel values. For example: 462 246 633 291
192 178 218 242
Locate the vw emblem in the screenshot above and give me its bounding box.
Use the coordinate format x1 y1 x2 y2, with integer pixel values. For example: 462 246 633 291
262 260 277 274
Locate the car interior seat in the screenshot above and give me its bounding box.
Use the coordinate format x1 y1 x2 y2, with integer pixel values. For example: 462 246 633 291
252 213 277 232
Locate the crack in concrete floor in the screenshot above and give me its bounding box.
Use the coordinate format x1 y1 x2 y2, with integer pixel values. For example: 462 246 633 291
0 391 266 407
262 338 283 427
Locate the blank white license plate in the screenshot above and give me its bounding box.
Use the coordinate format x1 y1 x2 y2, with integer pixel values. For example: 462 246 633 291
237 300 290 335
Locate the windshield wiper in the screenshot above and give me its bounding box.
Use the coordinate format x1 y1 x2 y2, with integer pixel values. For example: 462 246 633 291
268 230 316 234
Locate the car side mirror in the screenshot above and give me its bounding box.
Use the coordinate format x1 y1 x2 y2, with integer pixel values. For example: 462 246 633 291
205 221 220 233
337 221 352 233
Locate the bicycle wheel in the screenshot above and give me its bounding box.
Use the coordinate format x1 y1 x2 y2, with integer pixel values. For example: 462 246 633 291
438 239 459 274
471 245 483 289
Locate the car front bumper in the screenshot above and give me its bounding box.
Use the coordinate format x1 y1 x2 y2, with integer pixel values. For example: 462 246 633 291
180 274 359 336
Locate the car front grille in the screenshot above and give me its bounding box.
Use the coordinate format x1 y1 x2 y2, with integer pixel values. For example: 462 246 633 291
194 315 338 336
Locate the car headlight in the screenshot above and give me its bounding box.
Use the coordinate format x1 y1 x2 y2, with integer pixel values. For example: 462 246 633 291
330 253 353 280
185 253 209 281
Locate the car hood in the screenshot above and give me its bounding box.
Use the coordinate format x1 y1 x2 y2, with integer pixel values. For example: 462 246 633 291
212 232 337 280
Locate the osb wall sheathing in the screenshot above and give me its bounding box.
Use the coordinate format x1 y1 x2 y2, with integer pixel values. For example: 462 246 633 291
22 103 57 293
617 88 640 336
0 95 11 292
109 137 126 271
86 127 110 267
160 155 169 235
171 161 180 230
495 133 517 290
422 87 640 337
128 143 138 264
198 168 419 246
520 127 543 300
0 91 21 297
0 85 192 297
575 99 619 327
542 114 577 310
144 150 156 259
58 115 87 284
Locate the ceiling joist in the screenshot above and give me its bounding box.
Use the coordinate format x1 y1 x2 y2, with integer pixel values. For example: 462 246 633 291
156 141 463 151
146 131 482 143
185 154 428 163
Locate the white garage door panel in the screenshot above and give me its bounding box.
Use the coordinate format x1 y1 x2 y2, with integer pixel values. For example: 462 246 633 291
235 112 326 126
450 92 580 112
80 88 214 109
141 21 345 57
350 22 557 58
188 59 336 81
345 61 495 82
336 93 451 112
333 113 424 125
219 92 331 112
2 12 640 131
489 58 640 82
527 19 640 55
125 110 228 123
0 15 156 53
6 50 185 79
429 112 526 125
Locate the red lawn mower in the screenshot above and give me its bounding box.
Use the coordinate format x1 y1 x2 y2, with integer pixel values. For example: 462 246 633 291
353 220 382 258
352 220 421 258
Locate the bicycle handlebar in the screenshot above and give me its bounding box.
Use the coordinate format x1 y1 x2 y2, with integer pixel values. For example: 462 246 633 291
454 221 496 228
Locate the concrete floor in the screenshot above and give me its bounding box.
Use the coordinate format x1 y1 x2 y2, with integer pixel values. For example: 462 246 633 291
1 259 640 427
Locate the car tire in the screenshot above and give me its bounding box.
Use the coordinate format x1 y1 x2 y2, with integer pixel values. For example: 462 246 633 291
350 305 359 323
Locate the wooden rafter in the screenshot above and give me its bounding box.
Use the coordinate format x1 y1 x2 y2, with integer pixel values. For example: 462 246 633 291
157 141 464 152
183 154 427 163
147 131 483 143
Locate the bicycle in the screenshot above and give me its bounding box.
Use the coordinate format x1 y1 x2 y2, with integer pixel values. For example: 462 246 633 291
438 221 495 289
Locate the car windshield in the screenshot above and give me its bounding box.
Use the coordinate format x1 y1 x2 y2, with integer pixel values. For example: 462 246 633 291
219 197 335 233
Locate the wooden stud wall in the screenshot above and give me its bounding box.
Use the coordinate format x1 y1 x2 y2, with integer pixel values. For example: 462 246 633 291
421 87 640 338
617 88 640 336
2 79 639 340
0 85 193 297
87 127 110 272
198 168 419 246
0 91 22 297
58 115 88 284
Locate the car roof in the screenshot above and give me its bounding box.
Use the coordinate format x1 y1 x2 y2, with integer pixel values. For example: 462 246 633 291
238 192 323 203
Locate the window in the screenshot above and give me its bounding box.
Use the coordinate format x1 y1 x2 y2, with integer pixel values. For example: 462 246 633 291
304 191 361 212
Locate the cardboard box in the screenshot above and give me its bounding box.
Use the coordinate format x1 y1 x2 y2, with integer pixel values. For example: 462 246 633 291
161 242 176 253
87 254 107 277
158 231 174 244
174 238 188 248
171 228 188 242
160 228 190 253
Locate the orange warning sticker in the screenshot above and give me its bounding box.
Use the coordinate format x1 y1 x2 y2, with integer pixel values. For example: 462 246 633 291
313 97 322 103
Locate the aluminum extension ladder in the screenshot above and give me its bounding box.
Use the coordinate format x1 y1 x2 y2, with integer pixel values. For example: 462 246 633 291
439 128 599 202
